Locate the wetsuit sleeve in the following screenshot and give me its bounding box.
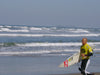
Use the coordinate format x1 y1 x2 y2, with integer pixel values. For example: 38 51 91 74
86 53 93 56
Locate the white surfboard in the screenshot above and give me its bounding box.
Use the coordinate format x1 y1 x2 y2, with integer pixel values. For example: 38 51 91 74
59 52 80 67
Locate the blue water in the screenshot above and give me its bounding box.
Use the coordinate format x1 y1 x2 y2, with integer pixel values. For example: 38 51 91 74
0 24 100 75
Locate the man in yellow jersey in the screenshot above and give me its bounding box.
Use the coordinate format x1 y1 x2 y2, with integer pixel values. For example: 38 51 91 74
79 38 94 75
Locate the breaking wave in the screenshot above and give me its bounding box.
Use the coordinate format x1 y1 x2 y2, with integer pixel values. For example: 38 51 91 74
0 42 100 47
0 25 91 33
0 48 100 56
0 25 100 57
0 48 79 56
0 33 100 37
68 29 89 33
0 42 100 56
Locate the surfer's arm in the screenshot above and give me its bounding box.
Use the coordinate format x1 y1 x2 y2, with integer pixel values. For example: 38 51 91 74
85 52 93 56
85 45 93 56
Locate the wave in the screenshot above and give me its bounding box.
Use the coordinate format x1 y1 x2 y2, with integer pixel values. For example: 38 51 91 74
17 42 100 48
0 28 29 32
0 49 79 56
0 48 100 56
30 27 42 30
17 42 81 46
68 29 89 33
0 33 100 37
0 49 78 54
0 25 91 33
0 42 100 47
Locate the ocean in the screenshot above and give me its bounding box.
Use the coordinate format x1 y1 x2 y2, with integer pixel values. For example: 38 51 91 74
0 25 100 75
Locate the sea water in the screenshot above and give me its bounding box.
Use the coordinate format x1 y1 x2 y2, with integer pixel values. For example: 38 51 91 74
0 25 100 75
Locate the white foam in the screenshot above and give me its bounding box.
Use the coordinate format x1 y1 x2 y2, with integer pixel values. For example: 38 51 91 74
0 25 92 34
30 27 42 30
5 26 12 28
0 26 3 28
0 49 78 55
0 25 29 32
16 42 100 47
0 47 99 56
69 29 89 33
0 51 50 55
0 28 9 31
17 42 81 46
0 33 99 37
0 28 29 32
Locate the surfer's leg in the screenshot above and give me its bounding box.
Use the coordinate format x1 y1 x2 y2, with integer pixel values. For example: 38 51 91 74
85 59 90 74
78 61 83 73
81 59 88 75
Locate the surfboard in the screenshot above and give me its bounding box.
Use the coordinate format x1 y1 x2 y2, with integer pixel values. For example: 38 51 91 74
59 52 80 67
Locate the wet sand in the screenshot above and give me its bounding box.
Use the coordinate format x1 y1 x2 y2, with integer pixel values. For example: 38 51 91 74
50 73 100 75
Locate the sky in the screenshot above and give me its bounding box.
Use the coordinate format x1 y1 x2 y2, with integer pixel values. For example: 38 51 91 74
0 0 100 27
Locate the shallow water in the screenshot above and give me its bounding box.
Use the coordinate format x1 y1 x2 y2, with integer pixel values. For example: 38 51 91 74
0 55 100 75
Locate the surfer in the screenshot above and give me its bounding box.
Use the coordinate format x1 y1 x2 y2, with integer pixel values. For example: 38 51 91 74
79 38 94 75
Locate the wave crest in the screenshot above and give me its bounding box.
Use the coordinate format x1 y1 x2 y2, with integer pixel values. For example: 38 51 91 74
0 25 91 33
0 42 99 47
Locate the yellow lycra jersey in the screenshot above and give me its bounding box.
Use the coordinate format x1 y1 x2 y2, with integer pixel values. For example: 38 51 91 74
80 43 93 60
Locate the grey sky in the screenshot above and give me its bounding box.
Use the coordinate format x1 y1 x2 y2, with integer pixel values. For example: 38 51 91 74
0 0 100 27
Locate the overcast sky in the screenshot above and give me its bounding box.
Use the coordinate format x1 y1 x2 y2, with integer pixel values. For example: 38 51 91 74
0 0 100 27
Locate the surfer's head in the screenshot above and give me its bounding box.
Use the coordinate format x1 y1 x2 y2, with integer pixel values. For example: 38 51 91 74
82 38 87 45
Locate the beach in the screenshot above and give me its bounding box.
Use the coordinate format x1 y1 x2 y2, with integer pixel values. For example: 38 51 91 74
51 73 100 75
0 25 100 75
0 55 100 75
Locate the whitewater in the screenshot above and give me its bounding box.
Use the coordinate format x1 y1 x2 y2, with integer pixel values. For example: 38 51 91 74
0 25 100 56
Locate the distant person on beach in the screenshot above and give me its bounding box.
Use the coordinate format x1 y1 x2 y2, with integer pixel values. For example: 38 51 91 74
79 38 94 75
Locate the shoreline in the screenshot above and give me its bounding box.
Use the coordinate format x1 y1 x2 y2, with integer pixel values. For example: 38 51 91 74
50 73 100 75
